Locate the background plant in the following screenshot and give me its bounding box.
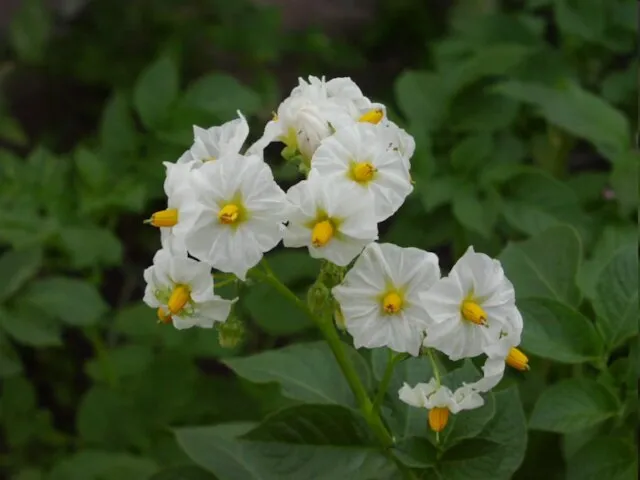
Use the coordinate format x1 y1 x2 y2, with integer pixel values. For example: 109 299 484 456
0 0 637 479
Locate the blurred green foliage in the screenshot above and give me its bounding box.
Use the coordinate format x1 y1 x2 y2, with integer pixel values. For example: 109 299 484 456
0 0 637 478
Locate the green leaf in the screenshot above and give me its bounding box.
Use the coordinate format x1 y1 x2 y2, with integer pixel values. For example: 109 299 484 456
592 245 638 349
392 436 438 468
182 74 262 119
499 225 582 306
452 186 497 238
74 148 107 191
451 91 520 133
21 277 108 326
134 56 179 129
0 247 42 302
49 450 158 480
450 134 493 172
58 226 123 268
8 0 52 63
149 466 216 480
417 176 457 212
610 150 639 216
554 0 606 43
494 81 630 160
84 345 153 383
0 306 62 347
244 251 318 334
99 92 137 155
394 71 450 132
438 386 527 480
567 438 637 480
224 341 371 408
0 331 22 377
518 297 602 363
529 378 619 433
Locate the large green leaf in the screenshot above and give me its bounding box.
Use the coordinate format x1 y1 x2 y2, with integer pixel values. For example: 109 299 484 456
592 245 638 349
437 386 527 480
494 81 630 160
610 150 639 216
567 438 637 480
0 306 62 347
49 450 158 480
99 92 137 155
529 378 619 433
0 247 42 302
451 185 498 239
20 277 108 326
224 341 371 408
133 56 179 129
519 297 602 363
394 71 450 132
58 226 123 269
499 225 582 306
149 466 216 480
8 0 52 63
0 331 22 377
182 74 262 119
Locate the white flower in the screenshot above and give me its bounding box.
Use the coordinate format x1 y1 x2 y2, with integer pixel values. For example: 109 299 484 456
379 121 415 172
182 153 289 280
147 161 199 255
311 122 413 222
323 77 386 124
178 111 249 166
332 243 440 356
421 246 520 361
398 378 484 432
283 169 378 266
143 249 235 329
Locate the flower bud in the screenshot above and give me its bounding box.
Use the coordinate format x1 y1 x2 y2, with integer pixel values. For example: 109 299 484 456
216 314 244 349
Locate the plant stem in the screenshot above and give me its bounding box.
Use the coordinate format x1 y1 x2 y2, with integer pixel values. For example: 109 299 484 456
372 350 406 414
426 348 442 386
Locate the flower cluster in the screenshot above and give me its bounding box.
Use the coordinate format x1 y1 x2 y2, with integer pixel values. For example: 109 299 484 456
142 75 528 433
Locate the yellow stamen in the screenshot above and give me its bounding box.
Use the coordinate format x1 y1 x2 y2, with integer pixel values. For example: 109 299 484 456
358 108 384 124
168 285 190 315
157 307 172 324
218 204 240 224
506 347 529 371
204 156 216 162
428 407 450 432
311 220 334 247
149 208 178 227
461 300 487 326
272 111 279 121
351 162 377 184
382 291 403 314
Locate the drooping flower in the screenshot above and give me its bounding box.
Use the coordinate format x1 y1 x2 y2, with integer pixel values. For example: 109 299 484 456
146 161 199 255
178 111 249 166
398 378 484 432
332 242 440 356
311 123 413 222
283 169 378 266
143 249 235 329
421 246 520 361
182 153 289 280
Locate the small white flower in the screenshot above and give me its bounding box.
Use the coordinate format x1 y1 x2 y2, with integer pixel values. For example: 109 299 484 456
311 122 413 222
421 246 520 361
182 153 289 280
283 169 378 266
332 243 440 356
143 249 235 329
398 378 484 432
323 77 386 124
178 111 249 166
379 121 415 172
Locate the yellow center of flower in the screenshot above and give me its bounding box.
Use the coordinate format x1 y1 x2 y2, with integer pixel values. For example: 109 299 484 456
168 284 190 315
382 291 403 314
157 307 172 324
506 347 529 371
358 108 384 124
350 161 377 184
311 220 335 247
428 407 450 432
461 300 487 326
150 208 178 227
218 204 240 224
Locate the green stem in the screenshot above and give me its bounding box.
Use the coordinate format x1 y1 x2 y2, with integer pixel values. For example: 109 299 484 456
372 350 406 414
251 265 418 479
426 348 442 386
86 328 117 388
214 278 237 289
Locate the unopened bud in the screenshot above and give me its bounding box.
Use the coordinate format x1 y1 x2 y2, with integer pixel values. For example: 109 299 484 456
307 282 330 315
216 314 244 349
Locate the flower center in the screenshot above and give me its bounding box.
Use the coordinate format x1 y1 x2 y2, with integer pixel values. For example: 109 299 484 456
461 300 487 326
157 307 172 324
168 284 191 315
428 407 450 432
218 204 240 224
150 208 178 227
350 161 377 184
506 347 529 371
358 108 384 124
382 291 403 314
311 220 334 247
